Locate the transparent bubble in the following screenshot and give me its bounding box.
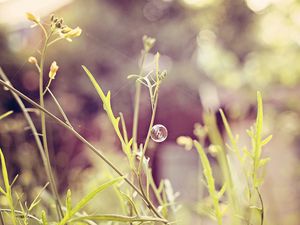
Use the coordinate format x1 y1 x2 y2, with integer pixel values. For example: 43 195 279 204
151 124 168 142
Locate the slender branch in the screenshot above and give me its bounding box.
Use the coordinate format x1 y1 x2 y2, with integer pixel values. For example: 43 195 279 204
132 50 147 154
47 88 73 128
43 79 52 95
38 32 64 219
37 23 48 39
0 211 4 225
0 68 63 220
69 214 167 223
47 37 64 47
256 188 264 225
0 209 42 224
0 78 166 222
137 85 159 176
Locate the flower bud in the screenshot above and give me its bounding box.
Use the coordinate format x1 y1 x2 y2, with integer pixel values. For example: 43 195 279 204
28 56 37 64
143 35 156 52
26 12 40 23
49 61 59 79
63 27 82 38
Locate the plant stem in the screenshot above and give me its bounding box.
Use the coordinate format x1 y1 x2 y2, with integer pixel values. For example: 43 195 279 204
0 68 63 220
0 78 166 223
132 50 147 154
0 209 42 224
203 111 238 224
256 188 264 225
47 88 73 128
38 33 64 220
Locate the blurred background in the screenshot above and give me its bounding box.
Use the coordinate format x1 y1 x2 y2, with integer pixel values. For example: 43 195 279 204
0 0 299 224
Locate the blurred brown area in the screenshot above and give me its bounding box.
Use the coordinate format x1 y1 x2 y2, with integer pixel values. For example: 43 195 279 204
0 0 300 224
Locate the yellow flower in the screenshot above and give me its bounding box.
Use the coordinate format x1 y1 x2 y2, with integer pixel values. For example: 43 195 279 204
143 35 156 52
26 12 40 24
62 27 82 41
49 61 59 79
28 56 37 64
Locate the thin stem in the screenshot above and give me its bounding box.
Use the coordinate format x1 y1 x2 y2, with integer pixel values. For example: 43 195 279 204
47 88 73 128
132 50 147 154
43 79 52 95
0 68 62 220
0 79 166 222
0 209 42 224
69 214 168 223
38 32 64 219
47 37 64 47
0 211 4 225
38 23 48 39
256 188 264 225
119 112 128 144
137 87 159 176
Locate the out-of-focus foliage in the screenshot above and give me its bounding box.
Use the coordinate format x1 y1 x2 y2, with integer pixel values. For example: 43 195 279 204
0 0 299 224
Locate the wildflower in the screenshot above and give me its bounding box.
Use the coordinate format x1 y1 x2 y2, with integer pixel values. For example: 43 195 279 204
49 61 59 79
26 12 40 24
28 56 37 64
62 26 82 41
143 35 156 52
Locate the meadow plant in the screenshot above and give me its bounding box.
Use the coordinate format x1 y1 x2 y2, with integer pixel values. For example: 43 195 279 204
0 13 174 225
177 92 271 225
0 12 272 225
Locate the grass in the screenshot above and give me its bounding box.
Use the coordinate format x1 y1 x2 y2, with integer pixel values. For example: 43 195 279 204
178 91 271 225
0 12 272 225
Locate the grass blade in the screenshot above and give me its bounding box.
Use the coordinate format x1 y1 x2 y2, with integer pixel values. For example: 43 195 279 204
58 176 124 225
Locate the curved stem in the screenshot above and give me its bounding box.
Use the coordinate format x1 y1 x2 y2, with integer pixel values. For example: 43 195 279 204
0 79 166 223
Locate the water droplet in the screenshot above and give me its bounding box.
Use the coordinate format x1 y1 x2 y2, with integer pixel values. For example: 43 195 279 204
151 124 168 142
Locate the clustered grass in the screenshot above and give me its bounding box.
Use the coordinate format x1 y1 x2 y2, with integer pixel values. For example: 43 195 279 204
0 12 177 225
0 12 272 225
177 92 271 225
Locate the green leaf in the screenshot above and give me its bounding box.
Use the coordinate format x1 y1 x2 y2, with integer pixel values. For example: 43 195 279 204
82 66 125 147
66 189 72 216
28 182 49 211
258 158 270 168
41 210 48 225
0 186 5 195
58 176 124 225
194 141 222 225
69 214 167 223
261 135 272 146
120 192 139 216
217 183 227 199
0 148 10 192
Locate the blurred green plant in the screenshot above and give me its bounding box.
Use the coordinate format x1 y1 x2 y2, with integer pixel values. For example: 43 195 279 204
178 92 271 225
0 12 174 225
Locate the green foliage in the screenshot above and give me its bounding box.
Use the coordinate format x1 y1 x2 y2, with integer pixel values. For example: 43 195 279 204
0 148 18 225
178 91 272 225
194 141 223 225
58 177 123 225
0 12 171 225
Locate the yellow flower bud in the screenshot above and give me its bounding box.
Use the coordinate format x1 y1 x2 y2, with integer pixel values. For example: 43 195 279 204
28 56 37 64
49 61 59 79
143 35 156 52
63 27 82 39
26 12 40 24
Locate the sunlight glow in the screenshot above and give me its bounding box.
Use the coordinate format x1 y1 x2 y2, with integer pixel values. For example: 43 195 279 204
0 0 73 28
182 0 216 8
